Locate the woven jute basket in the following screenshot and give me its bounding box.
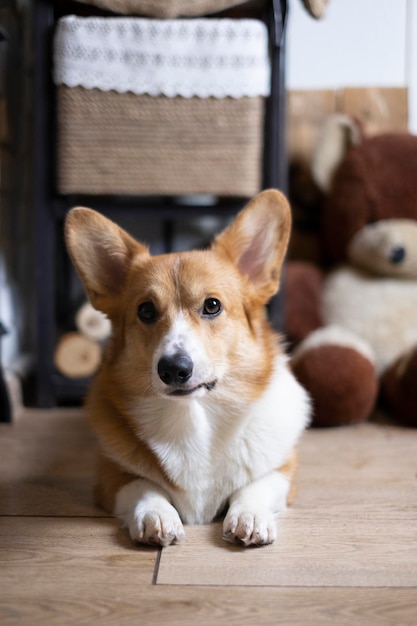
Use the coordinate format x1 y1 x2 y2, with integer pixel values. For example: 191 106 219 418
57 86 264 197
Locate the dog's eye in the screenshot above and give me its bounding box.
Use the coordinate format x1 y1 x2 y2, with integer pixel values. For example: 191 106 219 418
202 298 222 317
137 301 158 324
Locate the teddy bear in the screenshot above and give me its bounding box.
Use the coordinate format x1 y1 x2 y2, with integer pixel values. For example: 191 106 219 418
285 114 417 427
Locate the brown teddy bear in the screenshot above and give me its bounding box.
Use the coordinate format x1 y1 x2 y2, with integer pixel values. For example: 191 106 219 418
285 114 417 427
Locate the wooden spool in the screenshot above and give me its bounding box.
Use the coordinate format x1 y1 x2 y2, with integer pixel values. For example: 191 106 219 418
54 332 102 379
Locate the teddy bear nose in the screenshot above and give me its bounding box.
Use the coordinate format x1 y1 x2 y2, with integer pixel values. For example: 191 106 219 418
389 245 406 264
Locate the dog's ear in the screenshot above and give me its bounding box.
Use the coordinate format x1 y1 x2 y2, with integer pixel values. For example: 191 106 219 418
65 207 148 314
213 189 291 302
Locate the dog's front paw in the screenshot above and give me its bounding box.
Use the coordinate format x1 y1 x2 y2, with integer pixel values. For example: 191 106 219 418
222 507 277 546
127 505 185 547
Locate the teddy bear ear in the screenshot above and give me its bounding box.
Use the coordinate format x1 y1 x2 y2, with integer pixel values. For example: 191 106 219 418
312 114 363 192
300 0 330 20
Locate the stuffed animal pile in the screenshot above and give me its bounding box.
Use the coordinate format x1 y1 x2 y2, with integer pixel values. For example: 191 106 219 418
286 114 417 427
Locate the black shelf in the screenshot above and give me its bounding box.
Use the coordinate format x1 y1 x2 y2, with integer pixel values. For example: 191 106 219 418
52 373 90 402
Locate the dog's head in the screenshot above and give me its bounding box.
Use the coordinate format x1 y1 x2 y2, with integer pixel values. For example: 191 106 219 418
65 190 291 403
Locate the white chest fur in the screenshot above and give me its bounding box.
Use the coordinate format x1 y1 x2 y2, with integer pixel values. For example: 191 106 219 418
131 356 310 524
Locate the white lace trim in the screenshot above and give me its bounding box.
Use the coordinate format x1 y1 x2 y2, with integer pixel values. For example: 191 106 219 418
53 15 271 99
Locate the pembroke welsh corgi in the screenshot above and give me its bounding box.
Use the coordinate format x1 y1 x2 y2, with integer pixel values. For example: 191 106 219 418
65 190 310 547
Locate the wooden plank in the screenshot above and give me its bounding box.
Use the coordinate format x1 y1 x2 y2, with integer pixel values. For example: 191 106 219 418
157 516 417 587
0 516 157 586
287 87 409 165
158 423 417 587
298 419 417 503
1 513 416 625
287 89 338 162
341 87 409 136
0 409 103 517
1 586 416 626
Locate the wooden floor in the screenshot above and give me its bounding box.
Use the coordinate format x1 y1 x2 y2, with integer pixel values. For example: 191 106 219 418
0 408 416 625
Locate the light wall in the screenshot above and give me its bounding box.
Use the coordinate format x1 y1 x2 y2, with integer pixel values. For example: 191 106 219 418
287 0 417 133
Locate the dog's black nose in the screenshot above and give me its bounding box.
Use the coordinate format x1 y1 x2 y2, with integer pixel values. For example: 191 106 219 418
158 353 193 385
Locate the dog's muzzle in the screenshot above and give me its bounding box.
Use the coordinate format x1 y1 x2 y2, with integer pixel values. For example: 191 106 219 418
157 352 217 397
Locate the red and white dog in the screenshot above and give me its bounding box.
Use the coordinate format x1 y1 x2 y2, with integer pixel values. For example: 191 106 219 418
65 190 310 547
